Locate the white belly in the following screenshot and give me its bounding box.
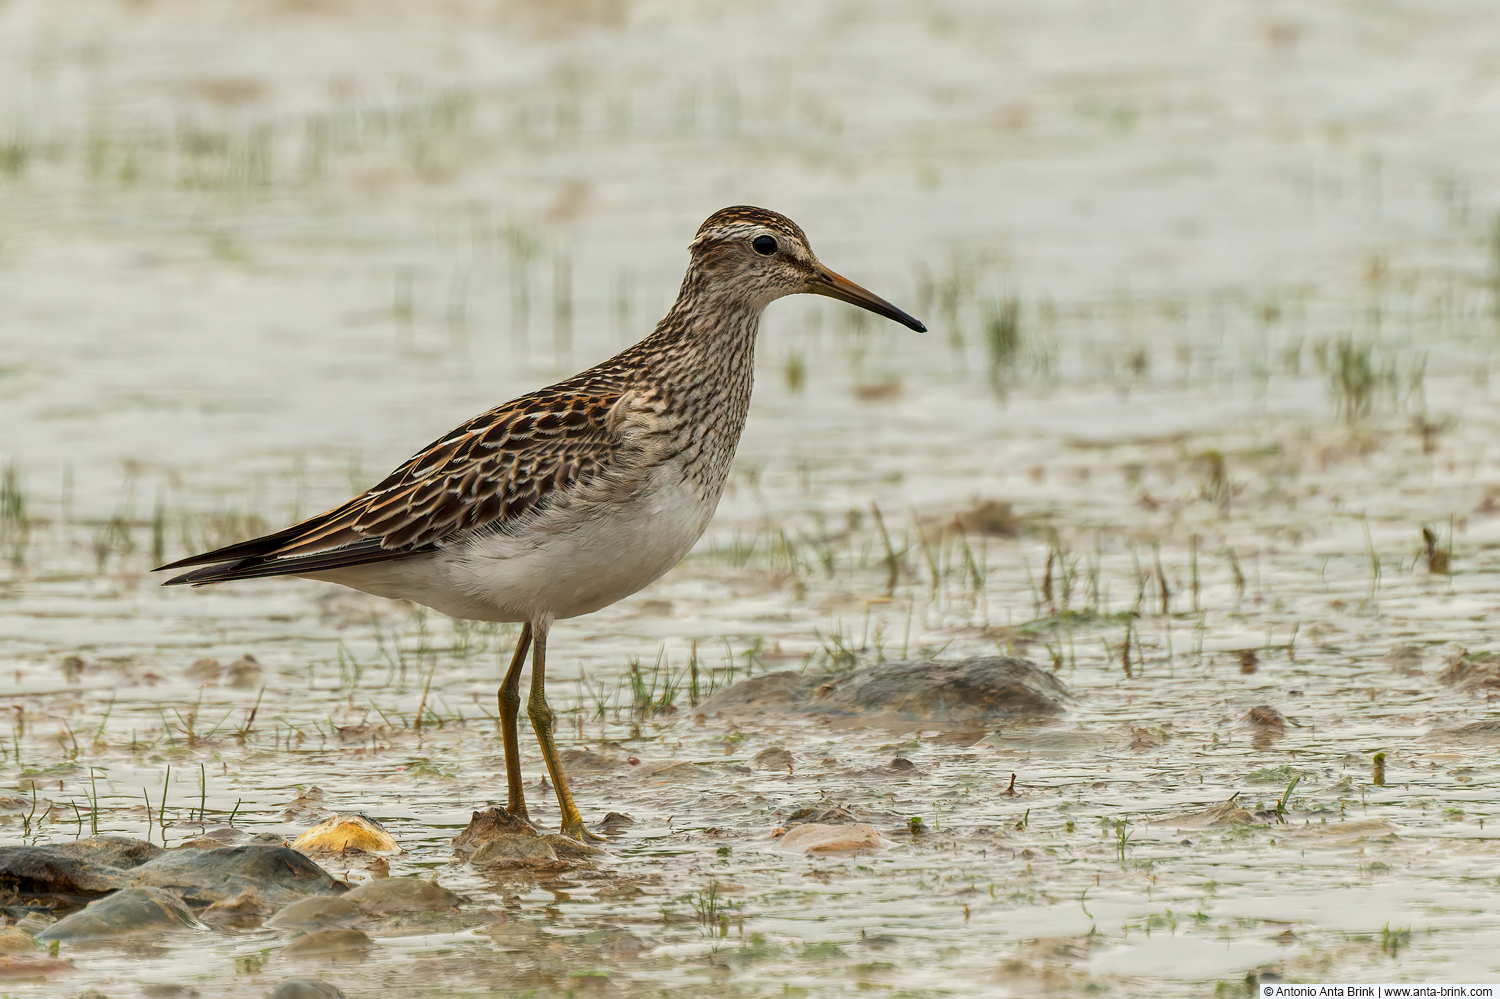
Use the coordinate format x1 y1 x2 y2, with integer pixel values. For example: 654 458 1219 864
302 468 718 623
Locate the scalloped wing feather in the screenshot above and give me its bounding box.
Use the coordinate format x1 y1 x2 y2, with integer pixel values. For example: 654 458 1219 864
157 386 627 584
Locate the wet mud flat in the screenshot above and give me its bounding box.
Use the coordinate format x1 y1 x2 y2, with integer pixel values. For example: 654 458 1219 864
4 419 1500 998
5 0 1500 995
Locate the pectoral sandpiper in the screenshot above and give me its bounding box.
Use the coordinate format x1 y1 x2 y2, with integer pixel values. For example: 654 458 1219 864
158 206 926 840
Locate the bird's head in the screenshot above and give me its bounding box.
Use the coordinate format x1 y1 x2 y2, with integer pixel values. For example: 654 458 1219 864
687 206 926 332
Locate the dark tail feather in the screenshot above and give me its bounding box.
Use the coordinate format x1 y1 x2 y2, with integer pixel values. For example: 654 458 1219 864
159 538 431 586
155 513 349 575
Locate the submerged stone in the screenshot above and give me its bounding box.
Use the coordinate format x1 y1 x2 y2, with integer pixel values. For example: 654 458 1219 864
268 897 360 930
1156 799 1260 828
1438 649 1500 691
752 747 795 772
201 890 275 926
578 925 655 956
35 887 202 942
697 657 1070 727
1439 718 1500 741
1245 705 1286 732
341 877 463 915
179 828 281 851
267 980 347 999
785 803 859 826
469 835 561 870
775 823 884 853
129 845 348 906
282 927 372 959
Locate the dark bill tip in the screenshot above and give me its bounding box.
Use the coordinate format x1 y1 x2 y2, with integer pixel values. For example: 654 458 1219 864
809 267 927 333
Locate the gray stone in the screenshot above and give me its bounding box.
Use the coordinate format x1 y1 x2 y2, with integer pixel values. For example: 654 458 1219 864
698 657 1070 726
35 887 202 941
130 845 348 906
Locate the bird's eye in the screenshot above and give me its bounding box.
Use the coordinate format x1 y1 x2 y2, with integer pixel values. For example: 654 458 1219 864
752 235 778 256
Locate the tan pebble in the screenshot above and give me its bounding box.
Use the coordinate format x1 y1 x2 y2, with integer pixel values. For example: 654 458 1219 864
292 814 399 855
0 929 39 954
775 823 884 853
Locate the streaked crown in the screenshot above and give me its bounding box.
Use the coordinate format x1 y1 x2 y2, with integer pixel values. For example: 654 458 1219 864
694 206 808 245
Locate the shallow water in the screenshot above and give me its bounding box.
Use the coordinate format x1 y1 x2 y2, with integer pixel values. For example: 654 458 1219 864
3 0 1500 995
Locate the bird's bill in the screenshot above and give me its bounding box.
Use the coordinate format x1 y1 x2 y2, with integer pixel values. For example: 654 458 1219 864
808 266 927 333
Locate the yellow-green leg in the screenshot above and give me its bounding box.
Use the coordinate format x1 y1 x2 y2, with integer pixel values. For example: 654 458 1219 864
526 616 607 842
497 622 533 823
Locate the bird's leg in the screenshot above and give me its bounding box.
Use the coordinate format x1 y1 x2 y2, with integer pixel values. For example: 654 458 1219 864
526 616 607 842
497 622 533 824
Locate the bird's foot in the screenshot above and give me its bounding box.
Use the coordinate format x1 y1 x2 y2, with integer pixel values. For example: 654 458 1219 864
559 817 610 843
505 803 536 829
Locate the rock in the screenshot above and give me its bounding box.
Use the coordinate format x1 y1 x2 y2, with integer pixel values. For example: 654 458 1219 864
1155 798 1260 828
752 747 794 772
0 837 160 899
141 985 200 999
281 789 328 823
950 499 1023 536
0 928 39 954
481 916 548 949
292 814 400 856
697 658 1069 727
635 760 714 781
186 654 264 688
1438 718 1500 741
268 980 347 999
0 848 125 898
66 836 162 869
224 654 266 688
452 808 535 851
578 925 655 956
597 812 634 836
454 808 598 870
201 890 275 926
282 928 372 959
785 803 858 826
697 671 807 712
1438 650 1500 691
8 914 53 937
1380 645 1424 673
179 828 280 851
546 835 606 860
558 748 622 772
268 897 361 930
775 823 884 853
469 835 562 870
1246 705 1287 748
1246 706 1286 732
35 887 202 941
341 877 462 915
129 846 348 906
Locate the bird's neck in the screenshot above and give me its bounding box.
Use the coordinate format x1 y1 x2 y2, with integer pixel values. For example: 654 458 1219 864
646 268 764 387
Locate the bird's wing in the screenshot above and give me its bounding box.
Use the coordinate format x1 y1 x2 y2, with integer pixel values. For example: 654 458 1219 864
157 386 627 585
